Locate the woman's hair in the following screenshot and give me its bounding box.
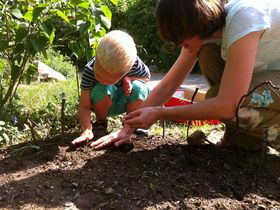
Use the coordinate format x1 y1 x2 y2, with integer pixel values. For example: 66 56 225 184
96 30 137 73
156 0 227 46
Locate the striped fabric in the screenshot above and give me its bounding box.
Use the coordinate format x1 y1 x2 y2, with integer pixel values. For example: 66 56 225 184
81 56 150 90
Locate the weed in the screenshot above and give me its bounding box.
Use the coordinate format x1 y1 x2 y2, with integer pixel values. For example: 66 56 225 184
10 142 40 157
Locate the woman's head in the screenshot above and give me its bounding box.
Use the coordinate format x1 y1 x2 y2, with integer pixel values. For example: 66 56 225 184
156 0 227 46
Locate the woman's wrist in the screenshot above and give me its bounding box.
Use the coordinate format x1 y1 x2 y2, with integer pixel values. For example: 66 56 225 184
154 106 164 120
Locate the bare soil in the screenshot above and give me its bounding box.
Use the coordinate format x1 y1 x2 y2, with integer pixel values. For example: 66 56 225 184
0 130 280 210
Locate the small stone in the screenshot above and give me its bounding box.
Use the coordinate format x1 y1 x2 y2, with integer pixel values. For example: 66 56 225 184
104 187 114 195
64 201 74 207
187 130 206 145
257 205 266 210
276 177 280 185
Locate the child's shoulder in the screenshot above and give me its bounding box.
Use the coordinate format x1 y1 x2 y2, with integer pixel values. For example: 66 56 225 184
85 58 95 70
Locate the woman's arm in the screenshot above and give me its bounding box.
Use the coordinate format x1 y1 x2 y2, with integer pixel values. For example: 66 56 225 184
124 30 264 128
141 48 198 107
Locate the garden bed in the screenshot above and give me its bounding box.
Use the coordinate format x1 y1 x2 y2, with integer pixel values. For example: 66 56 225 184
0 131 279 210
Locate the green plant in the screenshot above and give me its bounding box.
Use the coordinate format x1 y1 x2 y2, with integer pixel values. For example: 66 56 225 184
0 0 116 111
0 120 26 146
10 142 40 156
16 79 79 139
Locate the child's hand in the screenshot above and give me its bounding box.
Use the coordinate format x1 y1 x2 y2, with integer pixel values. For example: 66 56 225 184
123 77 132 96
71 129 94 145
91 125 134 149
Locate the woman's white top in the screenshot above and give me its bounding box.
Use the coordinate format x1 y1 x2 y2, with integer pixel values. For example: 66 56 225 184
222 0 280 72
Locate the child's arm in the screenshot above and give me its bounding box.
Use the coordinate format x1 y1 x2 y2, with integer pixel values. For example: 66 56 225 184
71 89 93 145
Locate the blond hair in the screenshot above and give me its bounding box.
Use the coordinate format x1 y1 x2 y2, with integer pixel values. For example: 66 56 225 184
96 30 137 73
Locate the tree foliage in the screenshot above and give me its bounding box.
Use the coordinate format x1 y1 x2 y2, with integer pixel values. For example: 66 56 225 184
0 0 116 111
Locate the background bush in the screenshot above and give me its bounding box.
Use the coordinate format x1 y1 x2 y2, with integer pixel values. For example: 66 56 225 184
0 79 79 146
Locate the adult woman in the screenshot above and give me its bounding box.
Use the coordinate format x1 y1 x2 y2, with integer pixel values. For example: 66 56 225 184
92 0 280 151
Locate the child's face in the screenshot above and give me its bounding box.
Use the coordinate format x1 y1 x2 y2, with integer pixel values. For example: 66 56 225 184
94 58 127 85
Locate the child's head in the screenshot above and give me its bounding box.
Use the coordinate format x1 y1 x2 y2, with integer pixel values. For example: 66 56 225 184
94 30 137 84
155 0 226 46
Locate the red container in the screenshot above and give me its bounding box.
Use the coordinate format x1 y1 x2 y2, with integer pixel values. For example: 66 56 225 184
164 96 220 125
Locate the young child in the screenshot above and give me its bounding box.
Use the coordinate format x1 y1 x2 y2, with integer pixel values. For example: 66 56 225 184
71 30 150 146
91 0 280 151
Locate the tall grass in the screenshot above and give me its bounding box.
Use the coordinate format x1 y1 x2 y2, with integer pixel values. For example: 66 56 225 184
18 79 78 111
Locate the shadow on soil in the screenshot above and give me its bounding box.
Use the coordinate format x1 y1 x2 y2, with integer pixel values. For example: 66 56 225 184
0 133 279 209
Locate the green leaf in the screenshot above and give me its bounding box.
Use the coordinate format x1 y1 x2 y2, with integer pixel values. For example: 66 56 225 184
42 50 48 60
49 29 55 44
42 21 53 36
30 34 48 53
11 9 23 19
27 0 37 4
0 41 10 51
100 15 111 29
42 21 55 43
2 133 9 142
86 49 93 61
25 64 37 84
56 11 70 24
109 0 118 6
101 5 112 21
78 21 91 33
15 27 29 43
11 65 21 81
33 7 45 21
23 11 33 22
68 41 83 59
77 1 90 9
12 43 25 61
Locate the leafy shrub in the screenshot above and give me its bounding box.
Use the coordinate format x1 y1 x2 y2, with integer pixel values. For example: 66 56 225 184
0 59 9 103
0 121 26 146
0 0 114 110
0 79 79 147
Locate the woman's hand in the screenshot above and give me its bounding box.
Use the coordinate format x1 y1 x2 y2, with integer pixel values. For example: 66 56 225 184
123 107 160 129
123 77 132 96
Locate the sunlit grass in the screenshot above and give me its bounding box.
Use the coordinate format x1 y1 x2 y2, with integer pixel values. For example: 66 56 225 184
17 79 79 111
150 120 224 140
